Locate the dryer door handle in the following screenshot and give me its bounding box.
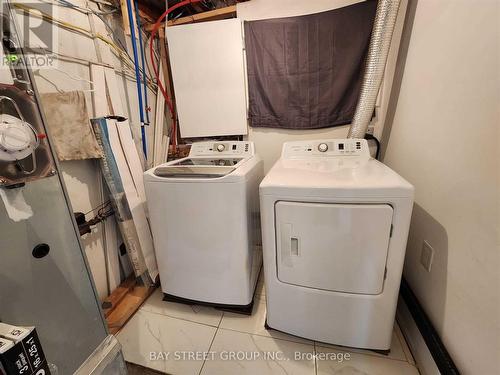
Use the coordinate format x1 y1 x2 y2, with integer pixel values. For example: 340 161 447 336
280 223 299 267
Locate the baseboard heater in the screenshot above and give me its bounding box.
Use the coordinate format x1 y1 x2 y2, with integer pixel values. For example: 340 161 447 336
400 278 460 375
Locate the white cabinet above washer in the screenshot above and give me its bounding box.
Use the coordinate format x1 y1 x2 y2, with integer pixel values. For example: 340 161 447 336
275 202 393 295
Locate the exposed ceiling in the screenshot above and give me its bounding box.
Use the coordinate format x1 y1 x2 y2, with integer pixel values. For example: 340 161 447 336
136 0 246 25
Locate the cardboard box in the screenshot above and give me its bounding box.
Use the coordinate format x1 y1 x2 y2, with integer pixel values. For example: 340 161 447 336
0 337 15 375
0 324 50 375
0 336 29 375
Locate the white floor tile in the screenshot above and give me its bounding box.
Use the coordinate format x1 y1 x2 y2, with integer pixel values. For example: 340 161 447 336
117 309 216 375
140 288 223 327
201 328 316 375
395 322 416 365
315 326 407 362
220 295 312 345
118 286 418 375
316 346 420 375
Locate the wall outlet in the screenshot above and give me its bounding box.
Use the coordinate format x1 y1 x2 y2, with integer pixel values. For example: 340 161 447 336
420 240 434 272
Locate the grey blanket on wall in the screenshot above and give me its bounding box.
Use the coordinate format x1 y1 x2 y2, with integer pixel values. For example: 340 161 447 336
244 1 377 130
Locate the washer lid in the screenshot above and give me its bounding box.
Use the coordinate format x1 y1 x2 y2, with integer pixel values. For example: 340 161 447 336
169 157 243 166
153 157 244 178
154 165 236 178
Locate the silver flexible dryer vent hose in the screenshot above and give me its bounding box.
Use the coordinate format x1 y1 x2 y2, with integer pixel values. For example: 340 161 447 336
347 0 401 139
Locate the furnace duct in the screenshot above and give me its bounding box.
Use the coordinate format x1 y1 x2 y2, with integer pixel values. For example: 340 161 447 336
348 0 401 139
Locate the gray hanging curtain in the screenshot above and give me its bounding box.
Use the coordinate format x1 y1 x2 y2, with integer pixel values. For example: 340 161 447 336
244 1 377 130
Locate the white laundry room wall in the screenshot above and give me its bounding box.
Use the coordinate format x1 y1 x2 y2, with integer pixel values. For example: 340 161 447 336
382 0 499 373
236 0 408 172
0 0 160 301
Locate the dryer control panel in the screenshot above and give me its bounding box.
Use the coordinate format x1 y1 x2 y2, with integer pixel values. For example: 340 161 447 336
282 139 370 159
189 141 254 157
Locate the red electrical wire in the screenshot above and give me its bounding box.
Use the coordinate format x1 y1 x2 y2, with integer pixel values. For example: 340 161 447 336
149 0 204 148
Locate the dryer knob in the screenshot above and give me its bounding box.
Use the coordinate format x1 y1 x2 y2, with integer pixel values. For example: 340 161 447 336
216 144 225 152
318 143 328 152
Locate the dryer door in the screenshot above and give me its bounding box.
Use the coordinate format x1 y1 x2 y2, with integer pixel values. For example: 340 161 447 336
275 202 393 295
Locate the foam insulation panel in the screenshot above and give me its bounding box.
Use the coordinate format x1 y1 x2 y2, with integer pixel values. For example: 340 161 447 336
166 18 248 138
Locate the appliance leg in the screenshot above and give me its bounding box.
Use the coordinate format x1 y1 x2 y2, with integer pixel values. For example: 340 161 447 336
163 293 254 315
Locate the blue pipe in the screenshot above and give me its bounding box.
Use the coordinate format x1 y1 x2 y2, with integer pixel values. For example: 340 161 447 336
134 0 150 125
125 0 147 158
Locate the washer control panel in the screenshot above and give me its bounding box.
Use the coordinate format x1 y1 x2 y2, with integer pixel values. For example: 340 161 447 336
318 143 328 152
189 141 254 157
283 139 370 159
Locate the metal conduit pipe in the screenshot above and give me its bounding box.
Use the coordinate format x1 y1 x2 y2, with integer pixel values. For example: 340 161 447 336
135 0 151 125
347 0 401 139
125 0 147 157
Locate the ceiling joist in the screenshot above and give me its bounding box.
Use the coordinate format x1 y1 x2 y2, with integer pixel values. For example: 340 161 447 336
144 5 236 31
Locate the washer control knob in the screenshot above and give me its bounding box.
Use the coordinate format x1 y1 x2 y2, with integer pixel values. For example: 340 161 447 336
318 143 328 152
216 144 225 152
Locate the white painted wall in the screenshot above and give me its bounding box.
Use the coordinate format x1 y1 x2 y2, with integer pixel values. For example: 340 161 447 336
237 0 407 171
383 1 500 373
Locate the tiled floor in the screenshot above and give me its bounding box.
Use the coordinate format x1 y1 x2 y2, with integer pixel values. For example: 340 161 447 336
117 275 419 375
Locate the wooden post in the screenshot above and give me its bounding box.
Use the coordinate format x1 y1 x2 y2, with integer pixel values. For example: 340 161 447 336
159 27 177 144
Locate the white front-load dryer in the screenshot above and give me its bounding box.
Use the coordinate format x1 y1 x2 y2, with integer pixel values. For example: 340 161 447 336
144 141 263 312
260 139 414 350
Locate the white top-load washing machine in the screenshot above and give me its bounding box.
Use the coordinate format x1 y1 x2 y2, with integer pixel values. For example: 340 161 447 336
260 139 414 350
144 141 263 311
